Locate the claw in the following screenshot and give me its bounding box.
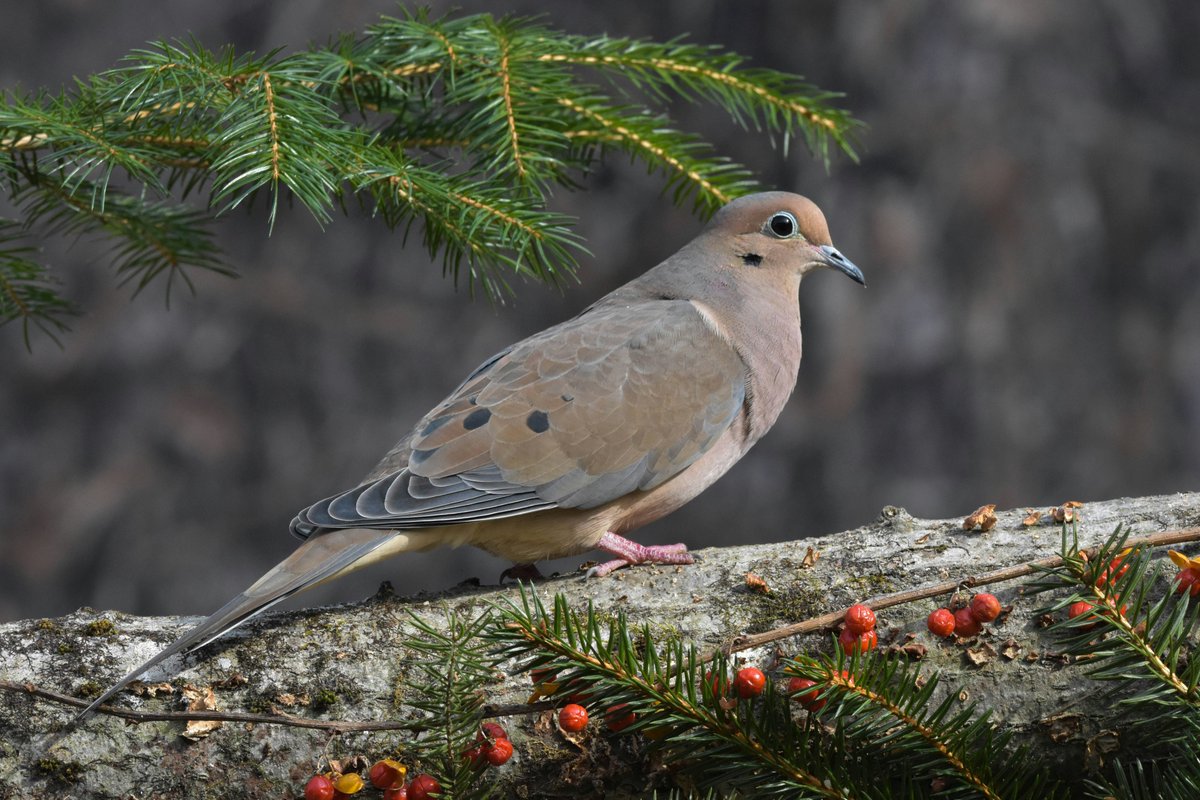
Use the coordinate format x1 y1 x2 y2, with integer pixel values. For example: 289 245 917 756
585 532 695 577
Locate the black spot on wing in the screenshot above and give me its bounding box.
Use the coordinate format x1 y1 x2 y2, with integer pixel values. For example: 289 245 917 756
410 448 436 465
463 407 491 430
526 410 550 433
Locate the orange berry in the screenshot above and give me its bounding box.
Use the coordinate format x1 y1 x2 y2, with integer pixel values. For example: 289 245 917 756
333 772 364 796
927 608 955 638
844 604 876 635
484 736 514 766
605 703 636 732
703 669 725 698
839 626 878 654
953 606 982 637
383 785 408 800
407 774 441 800
1097 556 1129 588
462 745 485 769
970 593 1002 623
787 677 825 712
530 667 557 684
1175 568 1200 597
305 775 335 800
332 772 365 795
558 703 589 732
369 760 405 790
1068 600 1098 631
733 667 767 698
477 721 508 743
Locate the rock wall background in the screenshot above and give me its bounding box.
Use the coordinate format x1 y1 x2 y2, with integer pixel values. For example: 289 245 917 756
2 0 1198 622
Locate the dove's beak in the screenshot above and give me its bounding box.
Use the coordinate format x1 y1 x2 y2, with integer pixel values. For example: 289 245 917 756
819 245 865 286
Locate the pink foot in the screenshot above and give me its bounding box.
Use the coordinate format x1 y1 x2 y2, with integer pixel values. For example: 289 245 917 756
500 563 547 583
586 531 695 578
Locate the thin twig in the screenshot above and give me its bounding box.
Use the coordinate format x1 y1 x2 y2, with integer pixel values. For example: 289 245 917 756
0 679 559 730
1 680 416 732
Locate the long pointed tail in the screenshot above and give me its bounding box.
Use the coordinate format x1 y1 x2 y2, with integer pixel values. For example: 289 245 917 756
52 527 402 741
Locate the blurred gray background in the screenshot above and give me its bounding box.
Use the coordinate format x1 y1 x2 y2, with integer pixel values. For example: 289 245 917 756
2 1 1198 623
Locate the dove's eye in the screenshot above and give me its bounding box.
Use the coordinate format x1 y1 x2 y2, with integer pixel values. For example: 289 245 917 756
767 211 799 239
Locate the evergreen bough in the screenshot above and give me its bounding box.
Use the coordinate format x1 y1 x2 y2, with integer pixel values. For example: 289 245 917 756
0 9 859 347
474 521 1200 798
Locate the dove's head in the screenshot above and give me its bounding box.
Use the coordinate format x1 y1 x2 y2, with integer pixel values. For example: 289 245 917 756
707 192 865 286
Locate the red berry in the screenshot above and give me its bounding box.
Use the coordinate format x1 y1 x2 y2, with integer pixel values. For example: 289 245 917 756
305 775 335 800
843 604 876 635
970 593 1002 623
383 786 408 800
483 736 514 766
1097 555 1130 587
839 626 878 654
703 669 725 698
530 667 557 684
605 703 636 732
369 760 405 790
787 677 826 712
1175 568 1200 597
1105 599 1129 618
462 745 485 769
953 606 982 637
558 703 589 732
927 608 955 638
733 667 767 698
407 774 441 800
1068 600 1097 630
476 721 508 743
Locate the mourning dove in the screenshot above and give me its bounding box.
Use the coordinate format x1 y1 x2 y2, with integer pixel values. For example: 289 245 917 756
68 191 863 729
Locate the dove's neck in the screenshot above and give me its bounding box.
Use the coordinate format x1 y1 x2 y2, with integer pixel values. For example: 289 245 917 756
713 277 803 444
623 248 804 445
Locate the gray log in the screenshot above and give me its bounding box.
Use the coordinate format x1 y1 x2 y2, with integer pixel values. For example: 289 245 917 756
3 492 1199 798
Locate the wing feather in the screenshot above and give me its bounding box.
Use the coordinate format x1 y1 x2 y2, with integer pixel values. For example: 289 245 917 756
291 300 746 537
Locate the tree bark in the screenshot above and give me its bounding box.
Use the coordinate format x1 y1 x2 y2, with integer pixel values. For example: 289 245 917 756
3 492 1199 799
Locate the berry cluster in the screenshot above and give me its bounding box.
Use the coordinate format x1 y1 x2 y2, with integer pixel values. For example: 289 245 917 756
926 593 1001 639
301 720 518 799
1064 553 1131 628
304 767 439 800
303 762 439 800
839 604 878 654
463 721 515 768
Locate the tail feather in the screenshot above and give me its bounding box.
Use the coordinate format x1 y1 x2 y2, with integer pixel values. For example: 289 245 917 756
52 527 399 741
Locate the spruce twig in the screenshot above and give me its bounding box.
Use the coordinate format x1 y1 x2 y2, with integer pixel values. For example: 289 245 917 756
0 8 859 346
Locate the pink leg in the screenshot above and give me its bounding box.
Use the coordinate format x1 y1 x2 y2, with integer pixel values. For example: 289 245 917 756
586 531 695 578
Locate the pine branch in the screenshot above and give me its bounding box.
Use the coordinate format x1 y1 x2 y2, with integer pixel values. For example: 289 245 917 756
535 46 858 163
1098 753 1200 800
490 589 861 798
783 654 1062 799
489 587 1060 799
0 221 75 348
0 8 859 346
1033 526 1200 739
403 607 508 799
1032 525 1200 798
